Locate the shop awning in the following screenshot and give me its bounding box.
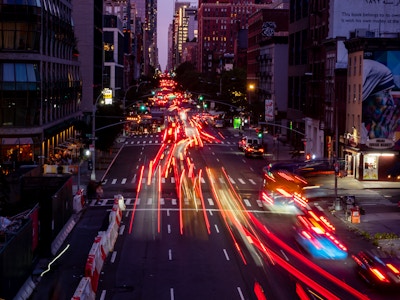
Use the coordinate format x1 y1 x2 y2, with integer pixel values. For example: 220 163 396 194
1 137 34 145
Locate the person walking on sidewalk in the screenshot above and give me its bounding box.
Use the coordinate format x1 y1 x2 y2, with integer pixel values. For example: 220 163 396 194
95 184 103 204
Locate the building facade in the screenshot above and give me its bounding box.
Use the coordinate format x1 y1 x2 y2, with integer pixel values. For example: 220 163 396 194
345 38 400 180
0 0 82 168
247 8 289 131
197 0 274 78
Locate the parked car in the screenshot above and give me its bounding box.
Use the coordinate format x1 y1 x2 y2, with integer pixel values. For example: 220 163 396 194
244 144 264 158
352 250 400 289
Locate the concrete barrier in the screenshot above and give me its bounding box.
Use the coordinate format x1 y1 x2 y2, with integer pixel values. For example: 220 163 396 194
71 277 95 300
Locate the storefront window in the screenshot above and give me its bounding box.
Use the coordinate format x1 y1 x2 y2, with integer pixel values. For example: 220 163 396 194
363 155 378 180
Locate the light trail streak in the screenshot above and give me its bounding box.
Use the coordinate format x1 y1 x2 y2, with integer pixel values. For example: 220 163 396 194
147 160 153 185
128 165 145 234
197 169 211 234
206 167 247 265
248 212 370 299
179 169 185 235
158 165 162 233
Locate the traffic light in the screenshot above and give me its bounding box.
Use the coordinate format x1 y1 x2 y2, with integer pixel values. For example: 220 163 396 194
258 132 262 139
199 95 204 101
140 105 146 111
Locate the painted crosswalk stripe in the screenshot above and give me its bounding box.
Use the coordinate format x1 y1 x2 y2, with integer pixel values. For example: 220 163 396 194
249 179 256 185
121 178 127 184
229 176 235 184
184 198 189 205
256 200 263 207
238 178 246 184
147 198 152 205
171 177 175 183
160 198 165 205
207 198 214 206
172 199 177 205
244 199 251 207
219 177 225 184
136 198 141 205
112 179 117 184
201 177 206 184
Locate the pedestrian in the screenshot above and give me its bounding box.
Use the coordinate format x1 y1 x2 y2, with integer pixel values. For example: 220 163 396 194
95 184 103 204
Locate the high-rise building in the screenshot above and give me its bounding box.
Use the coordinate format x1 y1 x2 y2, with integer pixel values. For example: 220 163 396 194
144 0 158 74
171 3 198 69
197 0 273 77
247 8 289 129
72 0 104 114
0 0 82 167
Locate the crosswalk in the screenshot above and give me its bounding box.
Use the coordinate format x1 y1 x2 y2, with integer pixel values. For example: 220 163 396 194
90 196 265 209
101 175 262 186
124 139 237 146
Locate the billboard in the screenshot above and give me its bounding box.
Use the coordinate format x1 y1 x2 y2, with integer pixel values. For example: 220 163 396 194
265 99 274 122
361 51 400 150
330 0 400 39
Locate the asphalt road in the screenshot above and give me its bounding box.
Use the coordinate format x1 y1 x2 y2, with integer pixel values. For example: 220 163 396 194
29 124 400 300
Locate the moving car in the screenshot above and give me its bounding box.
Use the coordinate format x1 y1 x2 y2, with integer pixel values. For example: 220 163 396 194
294 214 348 260
244 144 264 158
352 250 400 289
238 136 259 151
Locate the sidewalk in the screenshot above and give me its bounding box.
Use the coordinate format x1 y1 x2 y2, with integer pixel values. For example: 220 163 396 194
15 140 125 300
228 126 400 256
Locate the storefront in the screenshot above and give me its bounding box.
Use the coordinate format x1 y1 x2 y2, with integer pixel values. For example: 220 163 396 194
344 137 400 181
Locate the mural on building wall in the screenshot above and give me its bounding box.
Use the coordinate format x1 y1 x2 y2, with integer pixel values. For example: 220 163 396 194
362 52 400 150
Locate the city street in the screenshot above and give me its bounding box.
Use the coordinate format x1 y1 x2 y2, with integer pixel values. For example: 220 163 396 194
29 125 400 300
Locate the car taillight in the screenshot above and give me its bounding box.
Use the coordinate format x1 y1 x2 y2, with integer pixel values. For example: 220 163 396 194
386 263 400 274
370 268 390 282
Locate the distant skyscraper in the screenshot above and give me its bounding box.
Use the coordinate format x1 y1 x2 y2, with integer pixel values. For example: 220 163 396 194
171 3 198 68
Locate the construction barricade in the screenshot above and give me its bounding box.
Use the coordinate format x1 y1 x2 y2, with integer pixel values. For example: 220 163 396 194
114 194 126 211
71 277 95 300
84 234 107 292
73 195 124 297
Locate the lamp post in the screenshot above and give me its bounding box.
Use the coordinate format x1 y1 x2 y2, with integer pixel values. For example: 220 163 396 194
91 91 105 181
123 81 150 111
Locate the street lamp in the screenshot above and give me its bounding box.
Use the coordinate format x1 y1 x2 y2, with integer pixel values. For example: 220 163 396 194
91 91 105 181
123 81 150 111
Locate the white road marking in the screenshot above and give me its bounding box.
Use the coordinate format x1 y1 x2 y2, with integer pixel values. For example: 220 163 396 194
119 225 125 235
237 287 245 300
281 249 289 261
223 249 230 260
110 251 117 263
